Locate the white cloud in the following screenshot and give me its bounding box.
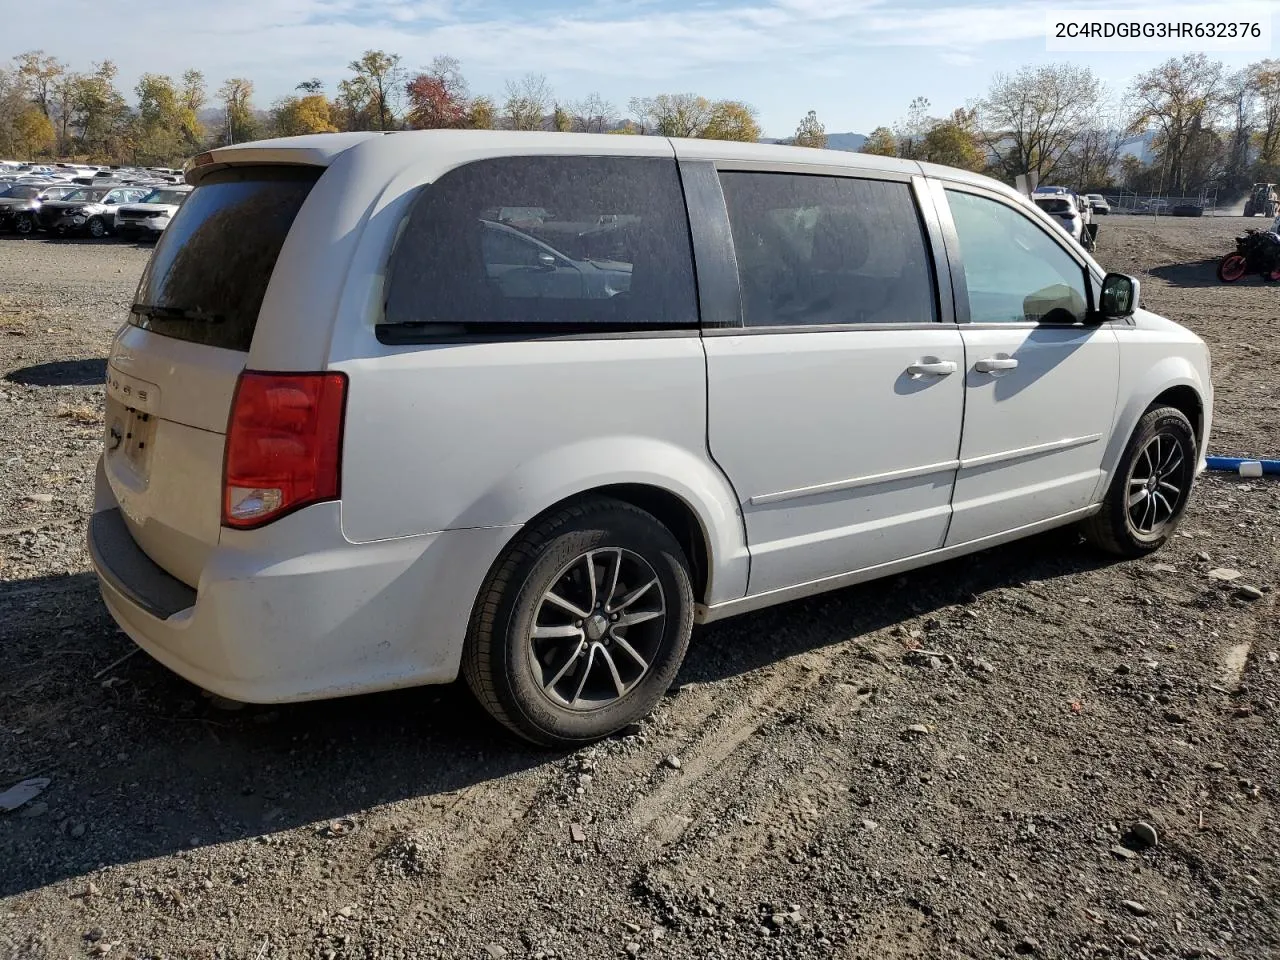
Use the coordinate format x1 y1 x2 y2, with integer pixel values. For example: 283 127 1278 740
2 0 1262 132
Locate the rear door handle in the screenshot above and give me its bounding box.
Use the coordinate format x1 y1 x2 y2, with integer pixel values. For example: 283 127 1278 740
975 357 1019 373
906 360 958 378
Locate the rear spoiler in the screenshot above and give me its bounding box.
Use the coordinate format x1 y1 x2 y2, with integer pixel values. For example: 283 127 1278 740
184 133 386 186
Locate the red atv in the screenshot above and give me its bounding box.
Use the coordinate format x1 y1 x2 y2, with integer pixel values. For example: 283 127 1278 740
1218 229 1280 282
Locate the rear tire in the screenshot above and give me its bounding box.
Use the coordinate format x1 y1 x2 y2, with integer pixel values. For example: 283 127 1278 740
1081 406 1196 558
462 497 694 748
87 217 106 239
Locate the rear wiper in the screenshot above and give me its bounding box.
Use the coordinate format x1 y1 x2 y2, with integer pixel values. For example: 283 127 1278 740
131 303 224 324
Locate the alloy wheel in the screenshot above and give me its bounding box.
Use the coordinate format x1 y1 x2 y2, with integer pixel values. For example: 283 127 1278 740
1126 431 1192 540
529 547 667 711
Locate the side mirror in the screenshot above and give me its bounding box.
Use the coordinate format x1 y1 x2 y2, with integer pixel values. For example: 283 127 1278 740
535 252 557 271
1096 272 1139 320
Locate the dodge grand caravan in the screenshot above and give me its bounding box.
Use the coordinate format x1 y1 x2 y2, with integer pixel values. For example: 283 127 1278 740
89 131 1213 747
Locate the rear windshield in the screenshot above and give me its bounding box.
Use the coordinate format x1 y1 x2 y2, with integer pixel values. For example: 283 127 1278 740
129 166 320 352
1034 198 1072 214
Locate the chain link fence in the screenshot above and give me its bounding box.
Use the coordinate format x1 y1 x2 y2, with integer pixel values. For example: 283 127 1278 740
1095 189 1262 218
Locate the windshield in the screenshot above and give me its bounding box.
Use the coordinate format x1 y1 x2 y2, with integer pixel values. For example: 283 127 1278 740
130 165 320 351
61 188 108 203
139 190 188 205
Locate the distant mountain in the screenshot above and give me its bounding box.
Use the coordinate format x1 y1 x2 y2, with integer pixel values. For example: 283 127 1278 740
761 131 867 152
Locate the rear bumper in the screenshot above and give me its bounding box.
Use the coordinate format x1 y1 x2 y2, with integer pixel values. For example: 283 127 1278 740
88 458 519 703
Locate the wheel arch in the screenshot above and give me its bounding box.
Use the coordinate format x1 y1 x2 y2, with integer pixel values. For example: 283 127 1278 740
569 483 711 606
1151 384 1204 450
510 480 742 610
451 437 751 609
1100 359 1208 496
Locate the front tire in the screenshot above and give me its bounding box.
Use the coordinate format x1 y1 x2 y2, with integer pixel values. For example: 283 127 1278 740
1081 406 1196 557
462 497 694 748
87 217 107 239
13 213 34 235
1218 254 1247 282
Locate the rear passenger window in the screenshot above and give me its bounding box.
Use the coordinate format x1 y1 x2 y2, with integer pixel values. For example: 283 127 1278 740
718 172 937 327
384 157 698 332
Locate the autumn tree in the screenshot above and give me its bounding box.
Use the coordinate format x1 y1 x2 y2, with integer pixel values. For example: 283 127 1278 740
793 110 826 148
860 126 897 157
405 56 469 129
134 73 187 163
1128 54 1225 194
272 93 338 136
1061 119 1126 190
466 95 496 130
980 64 1105 184
1249 60 1280 179
14 51 72 153
628 93 711 136
15 106 55 157
0 69 28 157
893 96 933 160
179 70 207 148
504 73 552 130
567 93 615 133
218 77 258 144
628 94 760 140
702 100 760 141
922 108 984 170
13 51 64 122
72 62 131 159
339 50 405 131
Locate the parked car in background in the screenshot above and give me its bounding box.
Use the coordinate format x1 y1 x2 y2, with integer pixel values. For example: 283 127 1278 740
0 182 81 234
113 185 193 240
1171 204 1204 218
1033 193 1095 249
88 131 1211 747
37 185 151 237
1086 194 1110 215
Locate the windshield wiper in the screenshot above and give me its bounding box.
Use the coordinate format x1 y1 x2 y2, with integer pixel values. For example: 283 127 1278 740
131 303 224 324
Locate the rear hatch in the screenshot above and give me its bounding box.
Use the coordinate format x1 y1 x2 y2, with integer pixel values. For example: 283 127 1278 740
103 165 321 587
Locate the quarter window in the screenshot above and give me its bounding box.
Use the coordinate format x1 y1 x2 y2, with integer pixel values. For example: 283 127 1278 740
718 172 938 327
384 156 698 331
945 189 1089 325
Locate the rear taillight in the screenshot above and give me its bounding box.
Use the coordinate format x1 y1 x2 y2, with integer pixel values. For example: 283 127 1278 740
222 371 348 529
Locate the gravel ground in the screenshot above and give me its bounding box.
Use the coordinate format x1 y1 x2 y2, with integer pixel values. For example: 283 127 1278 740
0 219 1277 960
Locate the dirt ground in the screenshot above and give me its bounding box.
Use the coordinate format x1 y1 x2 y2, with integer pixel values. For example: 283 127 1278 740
0 218 1277 960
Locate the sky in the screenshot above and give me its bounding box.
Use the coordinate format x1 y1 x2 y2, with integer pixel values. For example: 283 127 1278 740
2 0 1273 137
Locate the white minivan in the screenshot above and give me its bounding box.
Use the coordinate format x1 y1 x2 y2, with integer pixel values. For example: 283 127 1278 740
89 131 1212 746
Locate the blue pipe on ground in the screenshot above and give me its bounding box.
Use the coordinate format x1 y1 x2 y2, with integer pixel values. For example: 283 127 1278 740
1205 456 1280 475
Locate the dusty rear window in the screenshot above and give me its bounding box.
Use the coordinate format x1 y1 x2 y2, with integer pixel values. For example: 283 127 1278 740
129 165 320 352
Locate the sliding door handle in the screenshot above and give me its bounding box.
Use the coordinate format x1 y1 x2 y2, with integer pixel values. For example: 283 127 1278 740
906 359 958 379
